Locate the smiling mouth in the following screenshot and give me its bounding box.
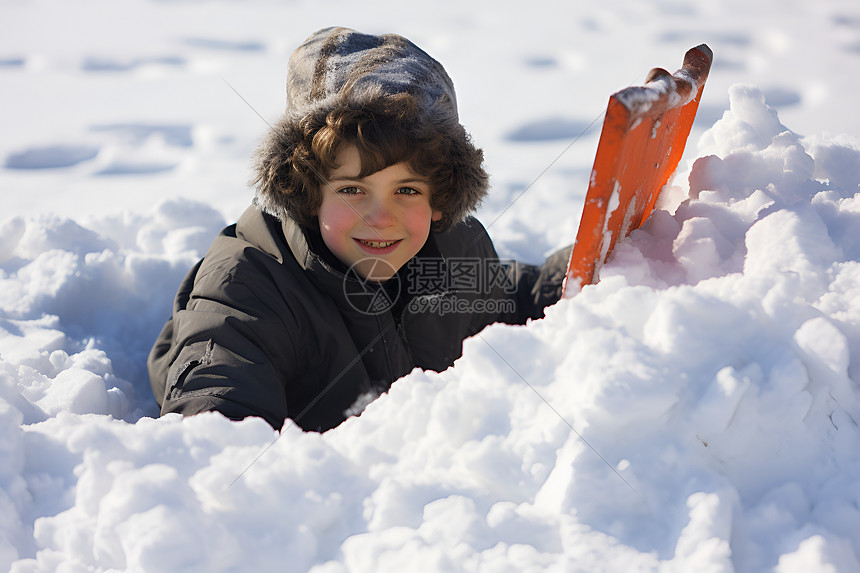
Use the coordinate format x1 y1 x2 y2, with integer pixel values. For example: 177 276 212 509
356 239 400 248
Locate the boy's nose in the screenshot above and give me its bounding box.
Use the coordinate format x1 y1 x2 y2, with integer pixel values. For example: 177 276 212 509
363 198 395 228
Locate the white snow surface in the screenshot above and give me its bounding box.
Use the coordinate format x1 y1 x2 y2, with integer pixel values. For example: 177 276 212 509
2 0 860 571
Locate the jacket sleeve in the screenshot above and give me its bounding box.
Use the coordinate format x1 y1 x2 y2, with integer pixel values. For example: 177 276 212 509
148 253 301 431
148 259 201 407
435 216 571 328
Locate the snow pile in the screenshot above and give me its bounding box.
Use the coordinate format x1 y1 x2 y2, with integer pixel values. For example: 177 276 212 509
0 198 227 425
1 84 859 571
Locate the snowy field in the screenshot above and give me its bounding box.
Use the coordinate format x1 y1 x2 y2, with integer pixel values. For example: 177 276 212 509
2 0 860 571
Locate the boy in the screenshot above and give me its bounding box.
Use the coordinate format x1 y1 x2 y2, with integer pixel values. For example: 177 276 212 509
148 27 569 432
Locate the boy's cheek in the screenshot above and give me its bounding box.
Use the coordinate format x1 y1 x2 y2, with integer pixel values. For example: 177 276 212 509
318 202 353 232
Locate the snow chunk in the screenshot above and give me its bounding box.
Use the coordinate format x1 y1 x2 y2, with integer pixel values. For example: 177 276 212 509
775 534 860 573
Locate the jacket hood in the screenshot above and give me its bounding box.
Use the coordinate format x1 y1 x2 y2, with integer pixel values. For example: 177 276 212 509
251 27 488 231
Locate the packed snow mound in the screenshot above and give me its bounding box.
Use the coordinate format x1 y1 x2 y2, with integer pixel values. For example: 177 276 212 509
2 85 860 571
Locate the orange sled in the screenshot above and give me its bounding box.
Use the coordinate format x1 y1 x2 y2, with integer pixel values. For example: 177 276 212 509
561 44 713 296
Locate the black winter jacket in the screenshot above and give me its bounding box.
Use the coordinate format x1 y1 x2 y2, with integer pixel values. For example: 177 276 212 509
148 205 568 431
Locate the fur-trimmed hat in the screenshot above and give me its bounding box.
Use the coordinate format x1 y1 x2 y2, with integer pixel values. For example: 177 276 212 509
251 27 488 232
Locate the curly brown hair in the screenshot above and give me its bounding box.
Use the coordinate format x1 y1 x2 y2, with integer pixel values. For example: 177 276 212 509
251 93 489 233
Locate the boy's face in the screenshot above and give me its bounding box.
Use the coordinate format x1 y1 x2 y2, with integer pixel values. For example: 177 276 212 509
317 145 442 281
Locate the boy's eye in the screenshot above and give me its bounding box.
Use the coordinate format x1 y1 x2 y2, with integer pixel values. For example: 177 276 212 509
337 186 362 195
397 187 420 196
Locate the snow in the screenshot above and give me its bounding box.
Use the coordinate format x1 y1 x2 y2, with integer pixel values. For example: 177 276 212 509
2 0 860 571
